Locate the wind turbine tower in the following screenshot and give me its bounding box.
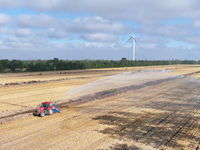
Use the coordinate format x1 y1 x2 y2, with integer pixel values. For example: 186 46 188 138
125 24 137 61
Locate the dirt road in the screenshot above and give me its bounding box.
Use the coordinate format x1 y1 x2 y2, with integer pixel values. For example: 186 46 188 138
1 69 200 149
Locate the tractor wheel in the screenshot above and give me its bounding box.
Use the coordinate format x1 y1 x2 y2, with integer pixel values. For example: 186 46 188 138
40 111 45 117
33 111 37 116
48 108 53 115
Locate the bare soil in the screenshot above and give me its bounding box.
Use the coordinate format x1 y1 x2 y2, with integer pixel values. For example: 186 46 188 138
1 65 200 150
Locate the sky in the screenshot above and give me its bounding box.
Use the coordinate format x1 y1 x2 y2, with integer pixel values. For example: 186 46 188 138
0 0 200 60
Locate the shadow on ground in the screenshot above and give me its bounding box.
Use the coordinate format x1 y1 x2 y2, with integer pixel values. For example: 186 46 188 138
93 80 200 150
109 144 140 150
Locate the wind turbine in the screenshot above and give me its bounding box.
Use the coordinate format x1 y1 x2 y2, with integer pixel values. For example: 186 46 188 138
125 23 138 61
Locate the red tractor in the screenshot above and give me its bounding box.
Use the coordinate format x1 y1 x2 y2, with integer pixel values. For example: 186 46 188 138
33 102 53 117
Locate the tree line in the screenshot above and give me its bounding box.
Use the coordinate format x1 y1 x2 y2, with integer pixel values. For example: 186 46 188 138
0 58 199 73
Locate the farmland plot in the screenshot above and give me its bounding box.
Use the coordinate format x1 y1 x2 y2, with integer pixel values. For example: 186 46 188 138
0 65 200 150
0 66 178 112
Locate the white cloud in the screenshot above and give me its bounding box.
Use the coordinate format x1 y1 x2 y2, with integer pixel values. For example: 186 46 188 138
47 28 67 38
185 35 200 46
0 0 25 8
13 28 32 36
0 27 32 36
193 20 200 28
139 24 189 38
0 0 200 22
138 35 167 45
0 13 11 26
22 0 199 24
137 23 199 49
65 16 128 34
80 33 118 43
140 43 156 49
17 13 58 29
15 14 127 40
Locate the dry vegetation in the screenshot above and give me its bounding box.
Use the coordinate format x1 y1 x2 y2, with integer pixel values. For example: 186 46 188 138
0 65 200 150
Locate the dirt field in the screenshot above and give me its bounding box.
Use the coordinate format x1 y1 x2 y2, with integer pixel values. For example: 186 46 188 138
0 65 200 150
0 66 178 112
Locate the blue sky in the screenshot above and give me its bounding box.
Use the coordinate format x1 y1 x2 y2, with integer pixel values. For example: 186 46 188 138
0 0 200 60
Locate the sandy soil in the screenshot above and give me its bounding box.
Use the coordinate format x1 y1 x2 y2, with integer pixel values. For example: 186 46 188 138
0 65 179 112
0 65 200 149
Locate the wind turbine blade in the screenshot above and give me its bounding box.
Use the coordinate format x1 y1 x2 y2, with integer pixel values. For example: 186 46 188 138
125 37 132 44
134 38 139 46
132 21 134 35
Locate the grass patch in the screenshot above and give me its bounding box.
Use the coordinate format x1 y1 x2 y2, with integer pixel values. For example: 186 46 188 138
5 82 20 86
102 89 120 95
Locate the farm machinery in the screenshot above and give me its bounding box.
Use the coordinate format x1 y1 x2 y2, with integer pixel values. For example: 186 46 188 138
33 101 61 117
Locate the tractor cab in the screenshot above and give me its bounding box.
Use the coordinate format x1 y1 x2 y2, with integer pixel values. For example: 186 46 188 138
40 102 52 110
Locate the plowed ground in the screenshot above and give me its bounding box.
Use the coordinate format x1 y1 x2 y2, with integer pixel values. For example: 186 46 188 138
1 65 200 150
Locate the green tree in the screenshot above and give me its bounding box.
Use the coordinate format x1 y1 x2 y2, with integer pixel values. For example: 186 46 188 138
10 59 23 72
120 58 128 67
53 58 59 70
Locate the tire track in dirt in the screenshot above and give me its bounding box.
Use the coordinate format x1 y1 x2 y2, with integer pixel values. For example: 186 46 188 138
163 109 200 149
93 77 200 149
141 87 200 149
141 97 196 139
133 83 200 149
